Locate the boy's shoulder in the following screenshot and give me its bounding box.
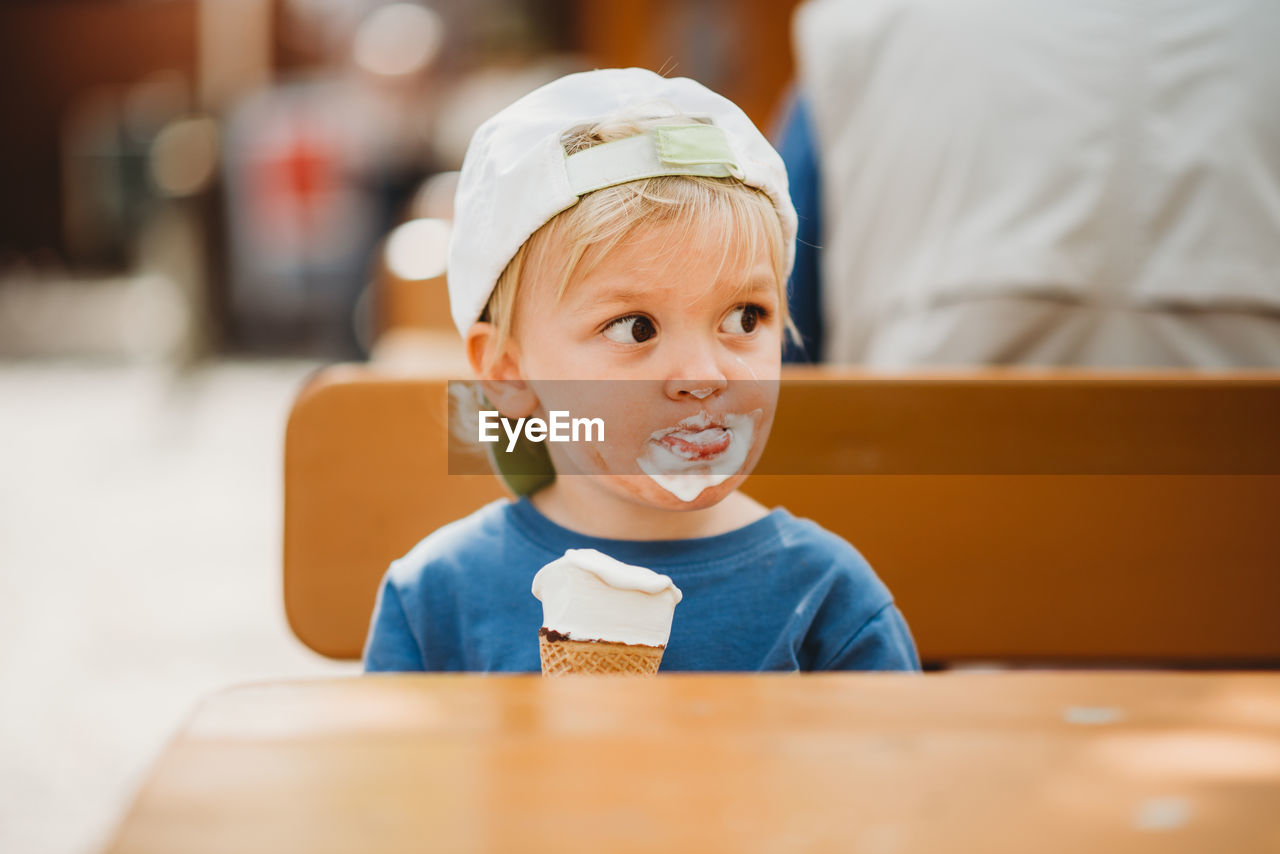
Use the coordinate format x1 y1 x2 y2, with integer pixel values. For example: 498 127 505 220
386 498 518 589
771 508 872 569
767 507 893 600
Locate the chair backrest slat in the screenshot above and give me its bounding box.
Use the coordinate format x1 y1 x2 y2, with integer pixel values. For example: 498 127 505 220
284 366 1280 664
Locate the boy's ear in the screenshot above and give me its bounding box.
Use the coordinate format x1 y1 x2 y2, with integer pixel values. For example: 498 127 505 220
464 321 539 418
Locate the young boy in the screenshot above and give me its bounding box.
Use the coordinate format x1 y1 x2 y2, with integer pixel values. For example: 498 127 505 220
364 68 919 672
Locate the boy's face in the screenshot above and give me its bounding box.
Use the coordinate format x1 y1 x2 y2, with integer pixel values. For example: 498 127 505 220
508 216 782 511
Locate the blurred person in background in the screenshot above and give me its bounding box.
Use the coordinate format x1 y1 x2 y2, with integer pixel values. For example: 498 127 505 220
779 0 1280 367
222 0 449 357
223 0 578 356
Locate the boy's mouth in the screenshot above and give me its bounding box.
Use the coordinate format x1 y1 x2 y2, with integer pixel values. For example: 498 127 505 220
656 427 731 461
649 412 733 462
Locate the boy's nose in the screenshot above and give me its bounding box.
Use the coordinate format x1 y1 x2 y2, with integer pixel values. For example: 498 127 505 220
667 378 728 401
662 340 729 401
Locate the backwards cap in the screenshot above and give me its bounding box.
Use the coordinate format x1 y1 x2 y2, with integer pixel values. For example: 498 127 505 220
447 67 797 337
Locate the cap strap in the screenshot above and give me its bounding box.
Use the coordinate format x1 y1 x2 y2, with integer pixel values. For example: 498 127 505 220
564 124 741 196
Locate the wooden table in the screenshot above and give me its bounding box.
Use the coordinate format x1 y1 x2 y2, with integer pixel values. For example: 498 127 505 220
104 673 1280 854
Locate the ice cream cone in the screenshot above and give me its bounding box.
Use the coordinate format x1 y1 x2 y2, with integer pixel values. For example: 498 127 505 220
532 548 682 677
538 630 665 676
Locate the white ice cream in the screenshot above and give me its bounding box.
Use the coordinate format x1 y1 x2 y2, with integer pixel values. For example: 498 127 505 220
637 410 758 502
531 548 683 647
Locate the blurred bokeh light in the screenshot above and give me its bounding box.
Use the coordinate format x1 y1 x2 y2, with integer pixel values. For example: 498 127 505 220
385 217 451 282
352 3 444 78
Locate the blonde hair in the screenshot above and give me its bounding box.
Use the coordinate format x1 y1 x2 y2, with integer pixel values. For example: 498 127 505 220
476 115 795 372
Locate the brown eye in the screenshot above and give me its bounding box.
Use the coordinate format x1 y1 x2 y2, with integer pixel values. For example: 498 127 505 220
721 305 763 335
603 315 657 343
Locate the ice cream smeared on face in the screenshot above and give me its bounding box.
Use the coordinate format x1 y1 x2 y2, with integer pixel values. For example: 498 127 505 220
637 409 759 502
531 548 683 647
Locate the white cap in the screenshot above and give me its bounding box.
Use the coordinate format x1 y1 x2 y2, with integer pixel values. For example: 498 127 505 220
446 67 797 337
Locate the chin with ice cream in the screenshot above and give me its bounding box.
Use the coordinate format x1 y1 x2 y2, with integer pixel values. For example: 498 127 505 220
637 408 764 503
521 373 778 514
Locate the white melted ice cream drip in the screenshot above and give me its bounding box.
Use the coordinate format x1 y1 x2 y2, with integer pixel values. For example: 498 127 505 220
637 409 759 502
531 548 683 646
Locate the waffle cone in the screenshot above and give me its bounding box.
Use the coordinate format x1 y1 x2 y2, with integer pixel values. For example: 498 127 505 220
538 634 665 676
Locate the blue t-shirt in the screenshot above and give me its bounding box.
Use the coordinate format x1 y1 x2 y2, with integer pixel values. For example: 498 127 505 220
363 497 920 673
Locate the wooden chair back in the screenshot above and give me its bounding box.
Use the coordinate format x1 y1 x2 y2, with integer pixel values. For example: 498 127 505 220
284 366 1280 665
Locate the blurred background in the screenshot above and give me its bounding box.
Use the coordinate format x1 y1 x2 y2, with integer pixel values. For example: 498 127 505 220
0 0 798 362
0 2 802 852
